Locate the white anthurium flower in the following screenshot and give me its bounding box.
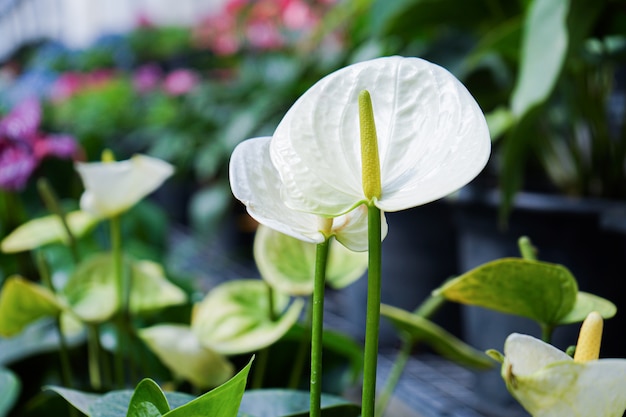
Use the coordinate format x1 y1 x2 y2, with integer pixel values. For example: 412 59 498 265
492 333 626 417
75 154 174 218
229 136 387 252
270 55 491 216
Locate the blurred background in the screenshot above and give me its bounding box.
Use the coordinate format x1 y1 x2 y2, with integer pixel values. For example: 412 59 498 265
1 0 626 415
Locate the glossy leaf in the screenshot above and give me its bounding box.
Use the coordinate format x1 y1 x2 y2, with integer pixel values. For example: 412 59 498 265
0 210 99 253
254 225 367 295
381 304 493 369
511 0 570 116
127 379 170 417
129 260 187 314
239 389 359 417
0 367 20 417
557 291 617 325
436 258 578 325
192 280 304 355
0 276 64 337
139 324 234 389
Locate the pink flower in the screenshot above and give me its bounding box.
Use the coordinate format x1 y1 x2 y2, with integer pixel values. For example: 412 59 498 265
281 0 318 30
133 64 162 93
0 99 78 191
246 20 284 50
163 69 199 96
49 72 83 102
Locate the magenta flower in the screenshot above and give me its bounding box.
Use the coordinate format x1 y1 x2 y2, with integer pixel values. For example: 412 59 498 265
133 63 162 93
0 99 78 191
163 69 199 96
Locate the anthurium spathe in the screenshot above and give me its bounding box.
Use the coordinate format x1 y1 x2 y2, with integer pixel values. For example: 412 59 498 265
229 136 387 251
490 332 626 417
75 154 174 218
269 56 491 216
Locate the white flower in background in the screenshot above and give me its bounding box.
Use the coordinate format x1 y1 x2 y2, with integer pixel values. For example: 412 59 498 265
229 136 387 252
75 154 174 218
493 313 626 417
270 55 491 217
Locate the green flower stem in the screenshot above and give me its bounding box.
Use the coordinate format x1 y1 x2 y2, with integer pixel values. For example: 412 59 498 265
251 347 270 389
288 298 313 389
87 324 103 390
37 178 79 263
310 239 330 417
518 236 537 261
375 337 411 417
110 215 127 387
362 204 382 417
35 251 74 389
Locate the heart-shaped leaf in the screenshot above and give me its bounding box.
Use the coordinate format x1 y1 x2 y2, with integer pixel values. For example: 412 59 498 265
129 260 187 314
436 258 578 325
139 324 234 389
127 379 170 417
557 291 617 325
0 276 64 336
254 226 367 296
192 280 304 355
381 304 493 369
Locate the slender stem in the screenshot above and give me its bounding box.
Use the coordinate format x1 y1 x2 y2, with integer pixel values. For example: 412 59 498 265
251 347 270 389
541 323 554 343
110 216 126 387
362 205 382 417
310 239 330 417
87 324 102 390
375 338 411 417
288 297 313 389
37 178 79 263
518 236 537 261
36 251 74 388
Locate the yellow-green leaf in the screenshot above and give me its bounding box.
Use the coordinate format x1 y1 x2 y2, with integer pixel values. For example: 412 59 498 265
129 260 187 314
557 291 617 325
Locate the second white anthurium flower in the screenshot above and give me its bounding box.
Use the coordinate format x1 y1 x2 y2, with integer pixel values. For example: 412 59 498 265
490 331 626 417
229 136 387 252
270 56 491 216
75 154 174 218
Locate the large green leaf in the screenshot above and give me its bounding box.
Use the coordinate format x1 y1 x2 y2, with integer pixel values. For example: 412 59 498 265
436 258 578 325
0 211 100 253
380 304 493 369
0 276 64 337
511 0 570 116
238 389 359 417
129 260 187 314
254 226 367 296
0 367 20 417
138 324 234 389
192 280 304 355
557 291 617 325
127 379 170 417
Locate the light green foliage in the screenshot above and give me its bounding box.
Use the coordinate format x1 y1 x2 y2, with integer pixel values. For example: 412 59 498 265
192 280 304 355
0 368 20 417
254 225 367 296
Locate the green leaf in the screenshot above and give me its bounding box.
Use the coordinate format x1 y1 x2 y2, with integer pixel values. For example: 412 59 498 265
511 0 570 116
436 258 578 325
62 253 120 323
557 291 617 325
127 379 170 417
45 385 101 416
484 106 515 141
0 276 64 337
254 227 367 296
238 389 358 417
164 357 253 417
380 304 493 369
0 211 100 253
192 280 304 355
0 367 20 417
129 260 187 314
138 324 234 389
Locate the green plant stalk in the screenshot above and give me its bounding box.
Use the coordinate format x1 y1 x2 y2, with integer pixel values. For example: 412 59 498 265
37 178 79 263
87 324 102 390
35 251 74 389
362 204 382 417
252 284 279 388
310 239 330 417
110 215 126 387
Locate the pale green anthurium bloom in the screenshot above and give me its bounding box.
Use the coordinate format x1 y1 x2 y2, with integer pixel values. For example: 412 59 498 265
254 224 368 296
75 154 174 218
1 210 99 253
490 333 626 417
270 56 491 217
229 136 387 252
